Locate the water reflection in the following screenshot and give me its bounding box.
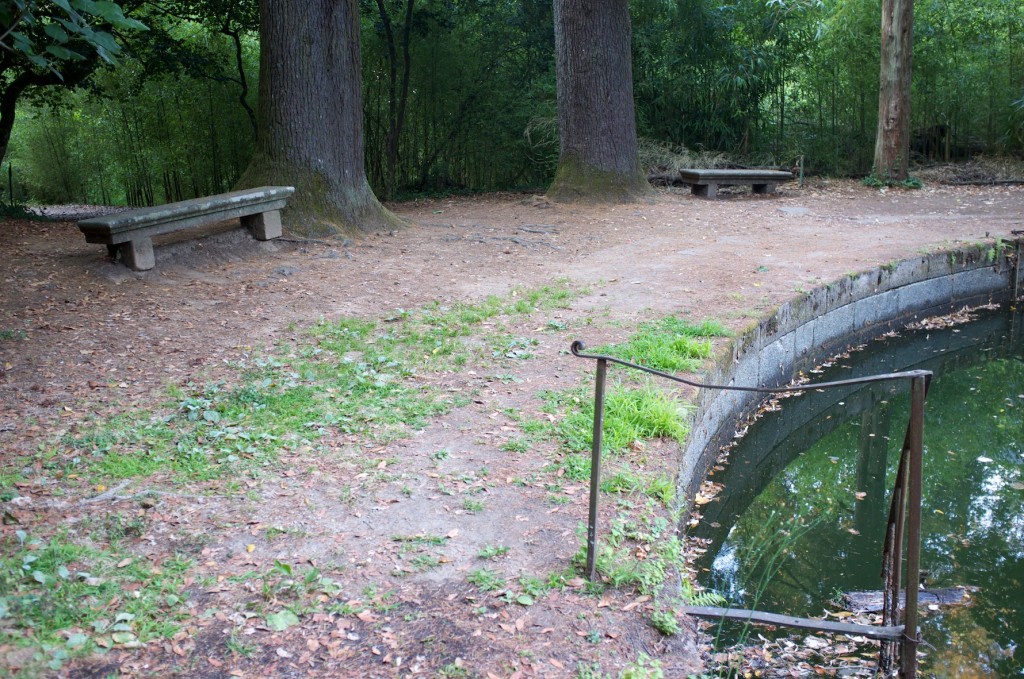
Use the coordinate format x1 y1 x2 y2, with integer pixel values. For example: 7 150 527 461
693 307 1024 676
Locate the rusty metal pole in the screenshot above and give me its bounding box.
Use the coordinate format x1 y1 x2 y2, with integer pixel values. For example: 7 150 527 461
901 375 926 679
586 358 608 582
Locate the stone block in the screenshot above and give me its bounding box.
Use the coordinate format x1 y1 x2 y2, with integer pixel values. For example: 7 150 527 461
952 266 1010 302
121 238 155 271
243 210 283 240
897 277 953 315
811 302 857 354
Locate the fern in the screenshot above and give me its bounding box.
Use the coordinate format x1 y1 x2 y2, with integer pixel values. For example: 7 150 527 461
687 590 728 607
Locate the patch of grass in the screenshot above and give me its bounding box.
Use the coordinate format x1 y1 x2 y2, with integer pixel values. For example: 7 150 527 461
500 437 531 453
439 662 470 678
225 630 258 657
260 560 342 606
491 334 539 360
477 544 510 560
547 384 689 458
0 328 26 341
576 661 608 678
557 452 591 481
596 316 730 373
576 507 683 596
405 554 441 573
620 653 665 679
0 529 191 667
462 498 485 513
601 468 675 507
467 568 506 592
392 534 447 547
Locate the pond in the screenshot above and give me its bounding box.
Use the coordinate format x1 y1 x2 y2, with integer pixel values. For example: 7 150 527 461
692 305 1024 676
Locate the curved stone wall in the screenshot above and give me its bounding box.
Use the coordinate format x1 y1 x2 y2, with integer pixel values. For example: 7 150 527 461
680 240 1023 504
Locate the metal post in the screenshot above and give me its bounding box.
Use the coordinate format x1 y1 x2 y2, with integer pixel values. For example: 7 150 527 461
901 376 926 678
586 358 608 581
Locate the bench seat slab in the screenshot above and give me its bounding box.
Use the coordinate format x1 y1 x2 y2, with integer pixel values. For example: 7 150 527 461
77 186 294 271
679 169 792 200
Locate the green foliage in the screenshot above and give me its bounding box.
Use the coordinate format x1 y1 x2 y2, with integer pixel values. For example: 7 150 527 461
620 654 664 679
10 24 257 205
862 174 923 189
477 544 510 560
0 0 147 73
578 510 684 597
0 530 190 665
649 608 680 636
467 568 505 592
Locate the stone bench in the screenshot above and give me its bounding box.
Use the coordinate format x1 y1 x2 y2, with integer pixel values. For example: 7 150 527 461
678 169 793 199
77 186 295 271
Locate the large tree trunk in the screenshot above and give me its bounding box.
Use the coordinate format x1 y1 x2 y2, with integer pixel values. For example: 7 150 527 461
873 0 914 182
237 0 402 236
547 0 651 203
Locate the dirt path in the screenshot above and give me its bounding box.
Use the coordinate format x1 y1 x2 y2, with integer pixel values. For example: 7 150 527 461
0 180 1021 678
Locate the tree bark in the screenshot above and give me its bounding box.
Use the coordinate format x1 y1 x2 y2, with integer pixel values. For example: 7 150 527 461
237 0 402 236
873 0 914 182
547 0 651 203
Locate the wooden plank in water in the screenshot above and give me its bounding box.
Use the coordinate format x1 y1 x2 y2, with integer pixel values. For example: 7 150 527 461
681 605 904 641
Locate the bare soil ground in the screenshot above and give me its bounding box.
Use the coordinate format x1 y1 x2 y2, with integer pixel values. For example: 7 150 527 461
1 178 1022 678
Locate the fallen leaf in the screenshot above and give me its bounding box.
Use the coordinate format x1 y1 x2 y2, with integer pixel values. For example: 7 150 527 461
266 610 300 631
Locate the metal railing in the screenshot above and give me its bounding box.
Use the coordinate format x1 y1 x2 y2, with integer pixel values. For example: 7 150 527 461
570 340 931 678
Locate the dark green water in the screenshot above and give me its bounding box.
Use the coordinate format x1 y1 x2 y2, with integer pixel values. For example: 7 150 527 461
693 306 1024 676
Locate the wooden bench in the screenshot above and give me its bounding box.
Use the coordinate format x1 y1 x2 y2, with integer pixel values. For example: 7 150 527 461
678 169 793 199
77 186 295 271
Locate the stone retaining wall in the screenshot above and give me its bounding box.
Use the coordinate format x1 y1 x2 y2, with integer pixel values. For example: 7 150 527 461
680 239 1024 504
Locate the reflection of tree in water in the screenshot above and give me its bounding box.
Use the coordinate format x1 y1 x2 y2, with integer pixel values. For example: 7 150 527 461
696 308 1024 674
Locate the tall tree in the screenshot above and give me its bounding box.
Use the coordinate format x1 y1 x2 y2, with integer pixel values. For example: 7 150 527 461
236 0 401 236
873 0 914 181
547 0 650 203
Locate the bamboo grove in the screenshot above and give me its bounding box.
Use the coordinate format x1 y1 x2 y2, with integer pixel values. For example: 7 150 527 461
5 0 1022 206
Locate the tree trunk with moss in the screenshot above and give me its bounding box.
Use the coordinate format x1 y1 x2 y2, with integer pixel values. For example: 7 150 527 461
237 0 402 236
872 0 914 182
547 0 650 203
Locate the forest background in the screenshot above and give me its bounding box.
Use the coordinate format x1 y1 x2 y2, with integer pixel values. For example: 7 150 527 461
6 0 1024 208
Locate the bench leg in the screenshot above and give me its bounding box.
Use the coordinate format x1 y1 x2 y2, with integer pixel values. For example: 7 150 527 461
121 238 155 271
242 210 283 240
752 183 776 194
692 183 718 199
